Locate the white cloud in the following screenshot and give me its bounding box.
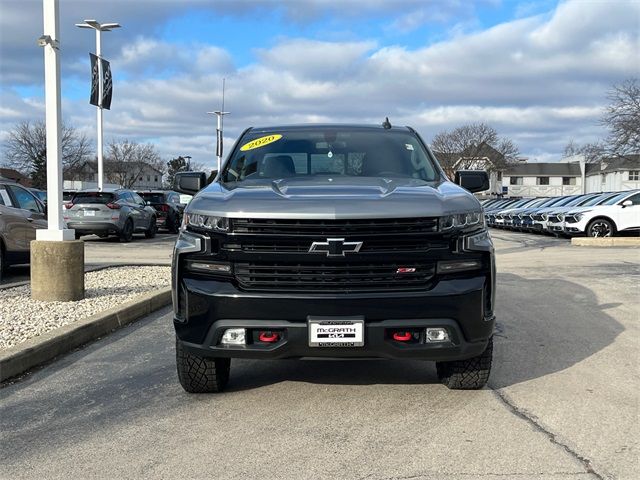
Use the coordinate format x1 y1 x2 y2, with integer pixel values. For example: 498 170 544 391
1 0 639 166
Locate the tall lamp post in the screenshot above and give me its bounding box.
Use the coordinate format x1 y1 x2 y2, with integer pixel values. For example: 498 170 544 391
184 155 192 171
75 19 120 191
31 0 84 302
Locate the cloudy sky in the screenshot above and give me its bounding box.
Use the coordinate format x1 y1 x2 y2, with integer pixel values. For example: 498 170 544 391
0 0 638 170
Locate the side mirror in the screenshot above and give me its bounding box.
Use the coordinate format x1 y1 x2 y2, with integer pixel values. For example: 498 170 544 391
455 170 490 193
622 200 633 208
174 172 207 195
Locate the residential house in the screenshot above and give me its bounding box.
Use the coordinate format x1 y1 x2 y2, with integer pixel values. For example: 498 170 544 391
0 168 32 187
435 143 512 195
64 160 164 189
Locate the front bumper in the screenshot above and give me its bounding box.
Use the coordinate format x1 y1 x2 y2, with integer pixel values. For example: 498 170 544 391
175 276 494 361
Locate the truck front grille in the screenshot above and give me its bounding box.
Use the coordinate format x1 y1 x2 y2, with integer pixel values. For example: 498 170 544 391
232 217 438 235
235 262 435 293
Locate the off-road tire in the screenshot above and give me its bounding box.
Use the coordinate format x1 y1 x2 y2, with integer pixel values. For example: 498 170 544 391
176 337 230 393
144 217 157 239
436 337 493 390
119 219 134 242
167 214 180 234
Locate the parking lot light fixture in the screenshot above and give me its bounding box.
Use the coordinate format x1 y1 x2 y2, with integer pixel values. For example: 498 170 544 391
75 19 120 192
32 0 84 302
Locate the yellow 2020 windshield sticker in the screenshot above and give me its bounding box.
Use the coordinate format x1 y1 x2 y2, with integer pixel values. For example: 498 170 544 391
240 134 283 151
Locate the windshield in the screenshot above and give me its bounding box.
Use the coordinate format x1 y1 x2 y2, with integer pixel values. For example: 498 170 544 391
601 191 633 205
581 193 618 206
72 192 115 204
222 128 440 183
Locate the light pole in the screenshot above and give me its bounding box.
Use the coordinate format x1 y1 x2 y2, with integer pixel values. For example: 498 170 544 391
31 0 84 303
207 110 229 175
184 155 192 171
207 78 229 176
76 19 120 191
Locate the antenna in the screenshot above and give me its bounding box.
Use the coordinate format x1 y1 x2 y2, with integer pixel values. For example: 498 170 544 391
206 78 230 175
382 117 392 129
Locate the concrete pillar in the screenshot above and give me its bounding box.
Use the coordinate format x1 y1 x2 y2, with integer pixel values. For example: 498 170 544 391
30 240 85 301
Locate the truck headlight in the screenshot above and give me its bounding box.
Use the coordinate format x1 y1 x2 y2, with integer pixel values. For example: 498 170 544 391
462 230 494 252
183 213 229 232
440 211 485 231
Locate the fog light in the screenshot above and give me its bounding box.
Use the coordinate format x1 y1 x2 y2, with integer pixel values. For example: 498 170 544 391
189 261 231 273
220 328 246 345
425 328 449 343
437 259 482 273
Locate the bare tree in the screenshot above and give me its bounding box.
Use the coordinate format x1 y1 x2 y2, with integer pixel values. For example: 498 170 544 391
431 123 519 179
601 78 640 157
3 120 92 177
562 139 605 163
104 139 164 188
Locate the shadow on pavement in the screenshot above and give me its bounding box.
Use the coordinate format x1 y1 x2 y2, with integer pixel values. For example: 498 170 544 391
489 272 624 388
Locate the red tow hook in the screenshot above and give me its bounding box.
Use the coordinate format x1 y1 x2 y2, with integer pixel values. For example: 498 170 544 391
392 331 412 342
258 331 280 343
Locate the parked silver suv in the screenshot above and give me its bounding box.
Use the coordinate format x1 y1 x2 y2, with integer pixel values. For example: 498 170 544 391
0 181 47 279
64 189 157 241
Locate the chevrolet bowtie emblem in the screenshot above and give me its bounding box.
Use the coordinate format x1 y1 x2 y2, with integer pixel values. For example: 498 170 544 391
309 238 363 257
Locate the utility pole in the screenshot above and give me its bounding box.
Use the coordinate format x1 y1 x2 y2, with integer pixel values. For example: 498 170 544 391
76 19 120 191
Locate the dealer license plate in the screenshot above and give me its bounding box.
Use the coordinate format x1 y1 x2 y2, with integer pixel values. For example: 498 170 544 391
309 319 364 347
84 210 95 216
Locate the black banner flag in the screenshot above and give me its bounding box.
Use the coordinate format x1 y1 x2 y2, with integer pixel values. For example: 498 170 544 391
89 53 99 106
100 58 113 110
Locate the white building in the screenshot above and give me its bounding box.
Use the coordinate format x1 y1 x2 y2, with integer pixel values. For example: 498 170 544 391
585 156 640 193
502 162 582 197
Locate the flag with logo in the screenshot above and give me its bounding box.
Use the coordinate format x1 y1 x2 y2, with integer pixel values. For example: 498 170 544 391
100 58 113 110
89 53 99 106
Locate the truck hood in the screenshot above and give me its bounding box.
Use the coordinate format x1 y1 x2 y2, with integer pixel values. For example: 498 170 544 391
187 176 480 219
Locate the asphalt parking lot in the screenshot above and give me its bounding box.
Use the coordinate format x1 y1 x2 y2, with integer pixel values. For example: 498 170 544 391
1 231 638 479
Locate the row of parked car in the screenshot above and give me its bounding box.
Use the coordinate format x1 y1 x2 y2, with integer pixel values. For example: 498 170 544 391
482 190 640 237
0 182 189 278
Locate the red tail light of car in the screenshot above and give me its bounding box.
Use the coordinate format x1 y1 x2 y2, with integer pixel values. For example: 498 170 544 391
106 202 121 209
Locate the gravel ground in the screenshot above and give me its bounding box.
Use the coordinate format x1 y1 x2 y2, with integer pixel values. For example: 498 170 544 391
0 266 170 350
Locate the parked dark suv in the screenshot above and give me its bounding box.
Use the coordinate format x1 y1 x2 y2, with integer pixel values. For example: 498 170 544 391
172 124 495 393
137 190 185 233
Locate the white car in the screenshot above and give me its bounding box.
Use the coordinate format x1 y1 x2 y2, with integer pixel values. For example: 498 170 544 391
545 192 620 235
562 190 640 237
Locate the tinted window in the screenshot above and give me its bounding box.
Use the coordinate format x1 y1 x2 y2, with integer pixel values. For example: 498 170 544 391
624 193 640 205
73 192 115 204
131 192 145 205
140 193 166 203
601 192 632 205
223 128 439 183
8 185 42 212
582 193 618 206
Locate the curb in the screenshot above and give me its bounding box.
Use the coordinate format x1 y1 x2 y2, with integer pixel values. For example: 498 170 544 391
0 287 171 383
571 237 640 247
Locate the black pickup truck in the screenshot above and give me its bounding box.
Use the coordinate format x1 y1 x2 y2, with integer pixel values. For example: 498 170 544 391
172 124 495 393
